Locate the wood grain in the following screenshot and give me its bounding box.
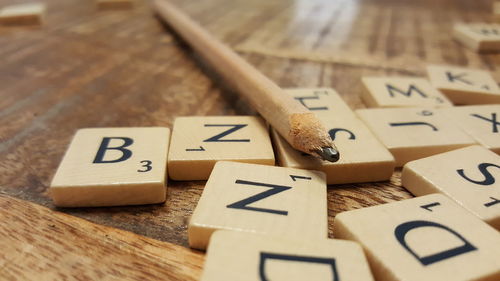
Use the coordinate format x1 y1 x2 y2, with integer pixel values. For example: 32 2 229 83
154 0 337 159
0 0 497 273
0 194 204 281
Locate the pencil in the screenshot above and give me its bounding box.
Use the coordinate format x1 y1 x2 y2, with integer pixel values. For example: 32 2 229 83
153 0 340 162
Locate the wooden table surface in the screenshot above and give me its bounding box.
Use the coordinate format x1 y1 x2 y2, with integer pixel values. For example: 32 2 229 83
0 0 498 280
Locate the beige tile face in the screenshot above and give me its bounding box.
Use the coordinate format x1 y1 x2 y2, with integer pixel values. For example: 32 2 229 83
453 23 500 52
168 116 274 180
50 127 169 207
284 88 356 119
361 77 452 108
333 194 500 281
0 3 45 25
275 88 395 184
188 161 327 250
427 65 500 104
201 230 374 281
356 107 477 166
272 116 395 184
402 146 500 230
439 105 500 154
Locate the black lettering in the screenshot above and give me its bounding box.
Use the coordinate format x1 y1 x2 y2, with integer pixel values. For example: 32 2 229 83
471 113 499 133
481 84 490 90
259 252 339 281
476 27 500 36
294 96 328 111
434 97 445 104
203 124 249 142
186 146 205 151
386 84 428 98
137 160 152 172
329 128 356 140
290 175 312 181
389 122 438 131
484 197 500 207
394 220 477 266
93 137 133 163
420 202 440 211
446 72 473 85
456 163 500 185
226 180 292 215
313 90 329 96
417 110 434 116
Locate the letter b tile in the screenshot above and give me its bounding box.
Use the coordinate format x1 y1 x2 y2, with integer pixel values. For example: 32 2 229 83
333 194 500 281
201 230 374 281
188 161 327 250
50 127 169 207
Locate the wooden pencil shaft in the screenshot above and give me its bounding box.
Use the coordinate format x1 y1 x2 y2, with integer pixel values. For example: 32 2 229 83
153 0 335 157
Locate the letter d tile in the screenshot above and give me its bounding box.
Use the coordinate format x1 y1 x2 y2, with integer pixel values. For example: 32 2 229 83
333 194 500 281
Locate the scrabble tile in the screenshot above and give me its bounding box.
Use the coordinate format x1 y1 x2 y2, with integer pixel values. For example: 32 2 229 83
167 116 274 180
439 105 500 154
355 107 476 166
427 65 500 104
453 23 500 52
50 127 169 207
274 88 395 184
284 88 356 119
333 194 500 281
201 230 374 281
361 77 452 108
188 161 327 250
272 116 395 185
0 2 45 26
402 146 500 230
97 0 133 10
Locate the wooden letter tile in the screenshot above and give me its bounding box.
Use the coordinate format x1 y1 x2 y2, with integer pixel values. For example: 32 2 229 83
274 88 395 184
355 107 476 166
427 65 500 104
273 116 395 184
97 0 134 10
439 105 500 154
453 23 500 52
0 2 46 26
402 145 500 229
333 194 500 281
188 161 327 250
50 127 169 207
284 88 357 119
167 116 274 180
361 77 452 108
201 230 374 281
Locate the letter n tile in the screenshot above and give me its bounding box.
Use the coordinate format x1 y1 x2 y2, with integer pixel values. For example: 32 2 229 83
188 161 327 250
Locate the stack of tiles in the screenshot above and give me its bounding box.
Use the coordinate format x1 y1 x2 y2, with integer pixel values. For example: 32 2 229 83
273 88 395 184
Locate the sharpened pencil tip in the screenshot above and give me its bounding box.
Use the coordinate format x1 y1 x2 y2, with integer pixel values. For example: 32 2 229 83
318 147 340 162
